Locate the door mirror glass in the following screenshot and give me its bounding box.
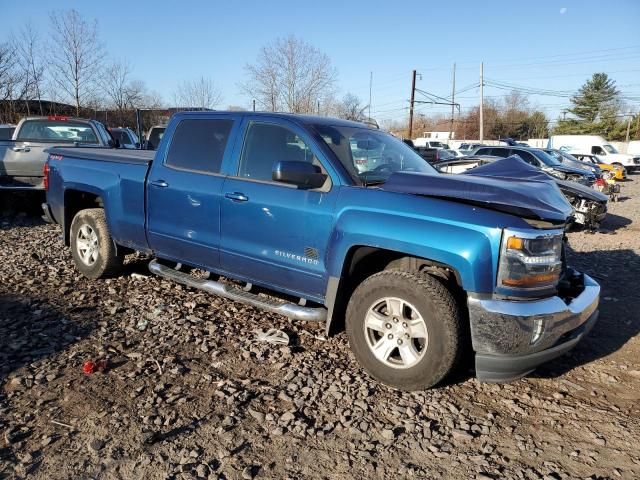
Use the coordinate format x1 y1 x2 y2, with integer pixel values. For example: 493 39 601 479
272 161 327 189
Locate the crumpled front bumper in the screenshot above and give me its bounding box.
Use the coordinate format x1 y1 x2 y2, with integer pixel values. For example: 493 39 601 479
468 273 600 382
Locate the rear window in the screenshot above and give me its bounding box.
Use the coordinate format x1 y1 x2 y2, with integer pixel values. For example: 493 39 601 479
165 119 233 174
16 120 99 143
112 130 132 145
147 128 165 150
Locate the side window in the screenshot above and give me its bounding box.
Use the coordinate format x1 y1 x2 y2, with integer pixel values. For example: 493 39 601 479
515 150 538 166
475 147 491 155
238 123 316 181
592 146 605 155
490 148 510 158
165 119 233 174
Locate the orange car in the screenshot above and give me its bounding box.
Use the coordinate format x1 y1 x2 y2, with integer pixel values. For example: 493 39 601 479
572 154 627 180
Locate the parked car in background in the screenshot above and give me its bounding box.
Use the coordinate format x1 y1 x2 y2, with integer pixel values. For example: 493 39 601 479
110 127 140 149
627 140 640 156
548 135 640 173
44 111 600 390
543 148 601 177
0 124 16 140
472 145 596 186
0 116 117 190
413 146 457 163
457 143 485 155
571 153 626 180
144 125 166 150
433 155 608 230
413 138 449 149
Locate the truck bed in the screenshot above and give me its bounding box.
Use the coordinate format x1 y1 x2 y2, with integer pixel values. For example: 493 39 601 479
47 147 153 253
48 147 154 164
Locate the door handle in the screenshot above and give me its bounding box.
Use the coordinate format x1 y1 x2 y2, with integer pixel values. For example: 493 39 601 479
12 146 31 152
225 192 249 202
149 179 169 188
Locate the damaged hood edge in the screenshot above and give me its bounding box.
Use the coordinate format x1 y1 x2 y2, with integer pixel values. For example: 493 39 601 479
382 156 574 223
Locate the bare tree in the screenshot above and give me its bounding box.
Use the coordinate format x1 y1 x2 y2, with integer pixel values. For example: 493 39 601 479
49 9 105 116
173 76 222 109
101 60 148 111
140 89 164 109
241 35 337 113
0 41 22 122
13 23 46 115
336 93 368 121
101 60 131 111
0 42 18 101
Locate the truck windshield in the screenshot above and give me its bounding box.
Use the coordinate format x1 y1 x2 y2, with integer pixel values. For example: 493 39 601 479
16 120 99 143
603 144 618 154
313 124 437 184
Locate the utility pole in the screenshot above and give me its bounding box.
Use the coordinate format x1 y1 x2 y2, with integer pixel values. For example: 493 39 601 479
479 62 484 142
368 71 373 121
408 69 417 139
449 63 456 141
317 100 320 115
625 112 632 142
253 99 256 112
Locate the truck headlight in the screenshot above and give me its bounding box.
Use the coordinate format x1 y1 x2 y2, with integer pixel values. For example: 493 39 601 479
497 229 563 294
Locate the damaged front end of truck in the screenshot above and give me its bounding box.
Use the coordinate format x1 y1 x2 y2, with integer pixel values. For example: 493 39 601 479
382 157 600 381
432 156 608 230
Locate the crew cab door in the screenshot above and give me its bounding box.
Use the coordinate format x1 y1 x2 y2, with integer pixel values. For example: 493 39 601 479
219 118 338 299
146 116 239 270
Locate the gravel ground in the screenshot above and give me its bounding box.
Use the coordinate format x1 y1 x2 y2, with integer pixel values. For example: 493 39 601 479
1 181 639 480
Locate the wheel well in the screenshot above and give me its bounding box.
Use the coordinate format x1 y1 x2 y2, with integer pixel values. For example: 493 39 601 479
327 246 465 335
63 190 103 246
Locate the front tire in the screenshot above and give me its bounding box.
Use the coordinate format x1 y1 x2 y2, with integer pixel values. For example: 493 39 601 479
70 208 124 279
346 269 462 390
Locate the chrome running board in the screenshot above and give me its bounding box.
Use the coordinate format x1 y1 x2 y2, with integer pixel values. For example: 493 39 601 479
148 259 327 323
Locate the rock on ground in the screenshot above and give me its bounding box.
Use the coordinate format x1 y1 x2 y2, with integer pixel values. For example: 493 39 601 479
0 183 639 479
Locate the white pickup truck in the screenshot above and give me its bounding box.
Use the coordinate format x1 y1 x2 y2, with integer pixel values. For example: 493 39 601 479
0 116 116 190
549 135 640 173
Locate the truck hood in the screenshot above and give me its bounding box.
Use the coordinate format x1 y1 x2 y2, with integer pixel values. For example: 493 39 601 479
382 156 573 223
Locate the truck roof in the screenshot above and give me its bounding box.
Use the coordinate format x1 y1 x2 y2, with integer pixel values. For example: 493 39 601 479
173 111 374 129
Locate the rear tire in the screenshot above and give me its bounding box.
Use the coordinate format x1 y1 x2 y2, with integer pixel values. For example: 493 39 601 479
70 208 124 279
346 269 462 390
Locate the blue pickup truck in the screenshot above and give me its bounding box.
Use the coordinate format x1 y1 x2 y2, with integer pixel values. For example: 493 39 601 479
43 112 600 390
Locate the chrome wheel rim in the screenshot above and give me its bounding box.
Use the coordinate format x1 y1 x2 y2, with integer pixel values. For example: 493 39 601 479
364 296 428 369
76 224 99 266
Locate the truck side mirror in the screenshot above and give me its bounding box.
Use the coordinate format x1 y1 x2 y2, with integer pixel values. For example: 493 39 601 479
272 161 327 189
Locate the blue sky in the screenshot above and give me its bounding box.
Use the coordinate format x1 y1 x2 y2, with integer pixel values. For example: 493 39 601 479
3 0 640 125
